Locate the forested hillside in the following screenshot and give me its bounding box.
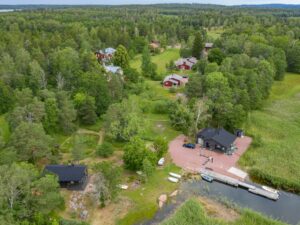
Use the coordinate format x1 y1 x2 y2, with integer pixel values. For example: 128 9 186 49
0 5 300 225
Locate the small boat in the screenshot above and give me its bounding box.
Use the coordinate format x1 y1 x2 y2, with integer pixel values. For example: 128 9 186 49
262 185 279 194
158 158 165 166
168 176 179 183
169 172 181 179
117 184 128 190
201 174 214 182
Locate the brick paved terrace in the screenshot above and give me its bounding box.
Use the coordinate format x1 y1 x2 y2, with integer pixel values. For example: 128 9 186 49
168 135 252 180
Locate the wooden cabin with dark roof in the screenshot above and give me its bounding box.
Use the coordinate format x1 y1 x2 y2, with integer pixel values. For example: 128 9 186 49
196 128 237 154
44 164 88 190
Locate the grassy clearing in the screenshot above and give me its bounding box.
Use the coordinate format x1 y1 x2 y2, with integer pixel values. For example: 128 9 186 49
0 114 10 142
130 48 180 74
239 73 300 192
80 119 103 132
117 163 181 225
269 73 300 100
161 198 287 225
144 80 176 99
143 113 180 142
206 27 224 40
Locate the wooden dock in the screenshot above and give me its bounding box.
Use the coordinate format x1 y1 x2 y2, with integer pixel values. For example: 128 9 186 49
248 188 279 200
202 170 239 187
200 169 279 201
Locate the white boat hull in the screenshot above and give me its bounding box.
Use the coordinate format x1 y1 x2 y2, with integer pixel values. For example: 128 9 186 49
168 177 179 183
169 172 181 179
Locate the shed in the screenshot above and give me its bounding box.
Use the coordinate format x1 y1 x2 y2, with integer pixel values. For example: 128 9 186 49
104 65 123 75
204 43 214 52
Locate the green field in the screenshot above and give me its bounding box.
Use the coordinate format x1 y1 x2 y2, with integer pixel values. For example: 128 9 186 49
161 198 286 225
239 73 300 192
130 48 180 74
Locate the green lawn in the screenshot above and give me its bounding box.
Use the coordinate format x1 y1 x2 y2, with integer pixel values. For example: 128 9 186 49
142 113 180 142
0 115 10 143
130 48 180 74
239 73 300 192
161 198 286 225
117 163 181 225
144 80 176 99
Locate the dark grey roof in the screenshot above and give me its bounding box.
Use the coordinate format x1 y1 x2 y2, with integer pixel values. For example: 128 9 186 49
44 165 87 182
198 128 236 148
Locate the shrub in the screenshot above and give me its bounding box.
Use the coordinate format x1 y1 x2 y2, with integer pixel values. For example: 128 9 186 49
153 137 168 159
96 142 114 158
153 100 173 114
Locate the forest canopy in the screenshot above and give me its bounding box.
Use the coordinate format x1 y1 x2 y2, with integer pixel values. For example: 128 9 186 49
0 4 300 225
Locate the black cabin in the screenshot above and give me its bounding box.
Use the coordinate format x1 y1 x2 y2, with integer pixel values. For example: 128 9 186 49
44 164 88 190
196 128 237 153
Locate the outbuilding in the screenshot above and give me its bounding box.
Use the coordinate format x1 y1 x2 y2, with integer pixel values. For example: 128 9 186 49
175 57 197 70
204 43 213 53
104 65 123 75
197 128 237 154
163 74 188 87
44 164 88 190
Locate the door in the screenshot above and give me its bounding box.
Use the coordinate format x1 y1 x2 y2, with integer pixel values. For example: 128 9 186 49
198 138 203 146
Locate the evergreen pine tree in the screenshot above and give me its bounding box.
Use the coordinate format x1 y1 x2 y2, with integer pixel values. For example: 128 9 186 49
192 32 205 59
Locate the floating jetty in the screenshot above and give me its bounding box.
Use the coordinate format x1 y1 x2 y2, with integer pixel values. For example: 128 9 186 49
248 188 279 200
200 169 279 201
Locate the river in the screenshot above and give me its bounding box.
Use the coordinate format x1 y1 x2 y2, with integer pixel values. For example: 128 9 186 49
139 180 300 225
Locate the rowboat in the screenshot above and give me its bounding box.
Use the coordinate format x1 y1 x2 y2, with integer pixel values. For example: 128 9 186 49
117 184 129 190
262 186 279 194
169 172 181 179
158 158 165 166
168 176 179 183
201 174 214 182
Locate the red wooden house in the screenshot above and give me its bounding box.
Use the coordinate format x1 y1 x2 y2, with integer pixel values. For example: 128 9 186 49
175 57 197 70
163 74 188 87
95 47 116 62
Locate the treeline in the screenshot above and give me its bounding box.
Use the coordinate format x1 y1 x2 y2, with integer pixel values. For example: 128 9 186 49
180 12 300 131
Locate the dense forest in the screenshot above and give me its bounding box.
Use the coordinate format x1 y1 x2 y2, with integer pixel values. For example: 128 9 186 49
0 4 300 225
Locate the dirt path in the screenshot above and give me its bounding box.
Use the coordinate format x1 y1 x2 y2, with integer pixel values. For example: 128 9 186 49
77 129 99 136
77 128 104 146
98 130 104 145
